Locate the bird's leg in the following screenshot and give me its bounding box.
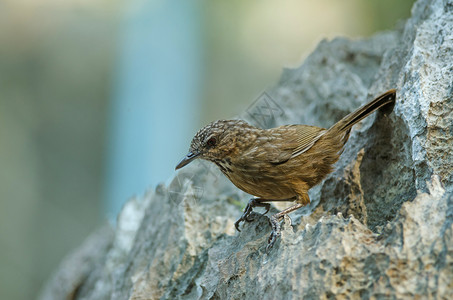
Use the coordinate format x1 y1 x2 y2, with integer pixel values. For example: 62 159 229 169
234 198 270 231
267 203 304 252
245 201 270 222
234 197 297 232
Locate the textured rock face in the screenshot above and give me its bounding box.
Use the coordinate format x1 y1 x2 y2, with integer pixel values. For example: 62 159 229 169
40 0 453 299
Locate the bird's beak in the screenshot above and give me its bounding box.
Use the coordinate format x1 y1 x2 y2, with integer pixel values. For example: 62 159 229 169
175 152 200 170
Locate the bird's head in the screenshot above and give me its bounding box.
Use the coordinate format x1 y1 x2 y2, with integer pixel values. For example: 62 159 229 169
175 119 258 170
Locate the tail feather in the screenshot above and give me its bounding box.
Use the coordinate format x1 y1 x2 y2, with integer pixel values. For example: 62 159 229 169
328 89 396 134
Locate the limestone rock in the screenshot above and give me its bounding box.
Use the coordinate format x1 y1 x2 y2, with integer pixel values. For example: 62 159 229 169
40 0 453 299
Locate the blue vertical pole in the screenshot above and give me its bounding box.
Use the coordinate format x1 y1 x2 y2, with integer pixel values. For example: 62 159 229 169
105 0 202 217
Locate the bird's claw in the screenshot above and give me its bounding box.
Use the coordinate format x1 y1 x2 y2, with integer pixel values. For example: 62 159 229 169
245 215 255 222
234 199 271 231
234 199 256 231
266 215 281 252
234 219 243 232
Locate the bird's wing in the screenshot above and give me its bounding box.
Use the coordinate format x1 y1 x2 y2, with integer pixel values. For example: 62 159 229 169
267 125 326 165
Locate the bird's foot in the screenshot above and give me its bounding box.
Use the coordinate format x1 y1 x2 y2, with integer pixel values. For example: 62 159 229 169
266 214 281 252
266 202 304 251
234 198 270 232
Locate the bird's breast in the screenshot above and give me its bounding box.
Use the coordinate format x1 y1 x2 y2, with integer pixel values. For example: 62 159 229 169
212 157 297 200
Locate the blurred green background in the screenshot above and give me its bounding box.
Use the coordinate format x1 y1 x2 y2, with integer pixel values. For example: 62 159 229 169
0 0 414 299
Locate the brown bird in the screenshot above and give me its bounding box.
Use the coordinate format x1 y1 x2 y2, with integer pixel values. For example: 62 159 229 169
176 89 396 250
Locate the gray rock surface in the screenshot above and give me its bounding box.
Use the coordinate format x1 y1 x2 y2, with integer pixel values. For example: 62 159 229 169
40 0 453 299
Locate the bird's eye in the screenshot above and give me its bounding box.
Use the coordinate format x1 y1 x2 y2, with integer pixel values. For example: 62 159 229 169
206 137 217 147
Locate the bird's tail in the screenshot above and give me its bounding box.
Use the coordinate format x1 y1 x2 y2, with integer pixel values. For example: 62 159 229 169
327 89 396 134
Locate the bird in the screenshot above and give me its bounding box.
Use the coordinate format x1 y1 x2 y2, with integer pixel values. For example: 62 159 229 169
175 89 396 250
